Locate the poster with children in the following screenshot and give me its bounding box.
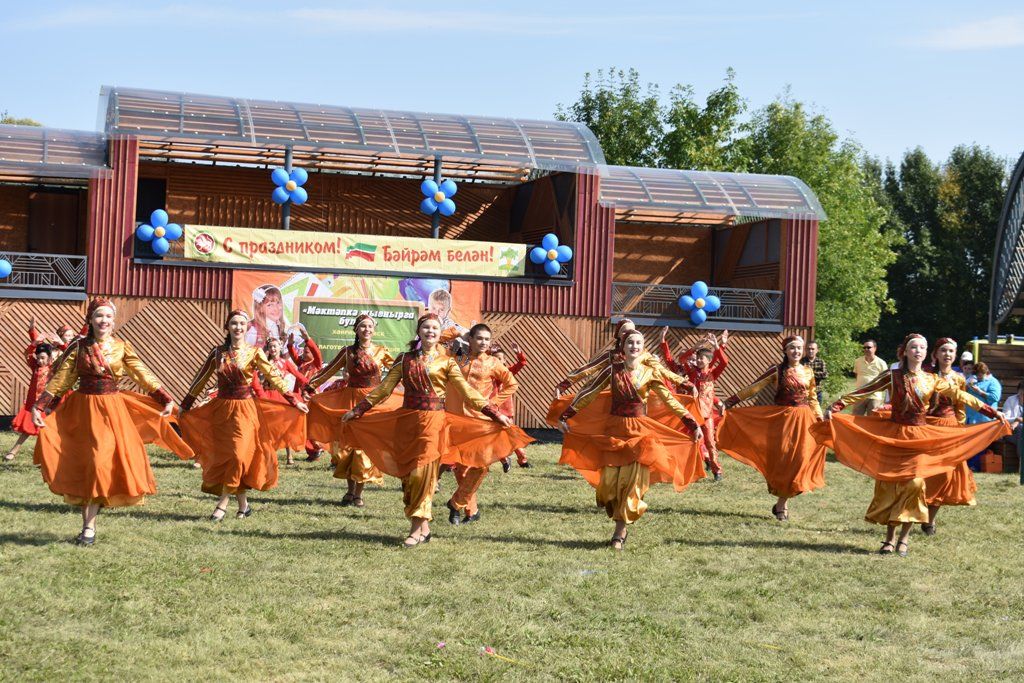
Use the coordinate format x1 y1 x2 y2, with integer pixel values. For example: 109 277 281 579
231 270 483 359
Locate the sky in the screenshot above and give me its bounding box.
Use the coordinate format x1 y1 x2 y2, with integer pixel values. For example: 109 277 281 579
2 1 1023 167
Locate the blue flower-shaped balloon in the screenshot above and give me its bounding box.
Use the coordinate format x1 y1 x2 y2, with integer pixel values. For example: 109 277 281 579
135 209 182 256
0 258 11 279
678 280 721 325
271 167 308 205
529 233 573 276
420 178 458 217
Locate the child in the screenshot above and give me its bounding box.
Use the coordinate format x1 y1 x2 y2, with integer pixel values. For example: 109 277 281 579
494 341 531 472
5 321 54 461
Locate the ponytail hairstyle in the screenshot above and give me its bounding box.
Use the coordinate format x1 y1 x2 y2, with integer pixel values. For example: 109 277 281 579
350 314 375 354
408 313 441 352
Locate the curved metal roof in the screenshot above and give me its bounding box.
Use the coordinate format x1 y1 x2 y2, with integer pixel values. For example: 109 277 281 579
598 165 826 223
0 124 108 179
989 150 1024 330
100 86 605 182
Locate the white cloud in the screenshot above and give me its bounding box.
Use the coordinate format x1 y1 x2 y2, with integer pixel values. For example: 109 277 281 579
916 15 1024 51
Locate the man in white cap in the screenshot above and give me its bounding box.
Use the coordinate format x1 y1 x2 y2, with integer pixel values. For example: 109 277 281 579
957 350 974 378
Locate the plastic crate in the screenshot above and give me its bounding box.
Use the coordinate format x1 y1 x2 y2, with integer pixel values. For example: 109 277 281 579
980 451 1003 474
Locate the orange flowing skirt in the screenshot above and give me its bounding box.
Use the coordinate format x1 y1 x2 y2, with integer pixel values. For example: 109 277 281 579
810 413 1010 482
33 391 194 507
917 414 977 506
12 407 41 436
547 391 705 428
306 386 402 443
441 412 535 469
180 397 305 494
717 405 827 498
547 395 705 491
340 408 449 479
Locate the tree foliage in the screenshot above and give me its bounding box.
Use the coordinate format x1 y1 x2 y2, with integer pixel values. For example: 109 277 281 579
0 110 42 126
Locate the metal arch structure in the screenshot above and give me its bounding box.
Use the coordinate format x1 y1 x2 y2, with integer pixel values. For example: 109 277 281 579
988 150 1024 338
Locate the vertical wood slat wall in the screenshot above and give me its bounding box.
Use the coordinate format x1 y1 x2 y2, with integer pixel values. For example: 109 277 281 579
781 217 818 328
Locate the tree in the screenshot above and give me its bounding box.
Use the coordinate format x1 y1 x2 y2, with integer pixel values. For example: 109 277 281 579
659 68 746 171
0 110 42 126
555 68 663 167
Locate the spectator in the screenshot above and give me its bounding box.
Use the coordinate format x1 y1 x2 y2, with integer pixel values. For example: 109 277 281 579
966 361 1002 471
801 340 828 405
956 350 974 375
851 340 888 416
1001 381 1024 485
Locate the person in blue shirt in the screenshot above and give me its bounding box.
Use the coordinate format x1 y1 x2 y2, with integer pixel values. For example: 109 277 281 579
965 361 1002 470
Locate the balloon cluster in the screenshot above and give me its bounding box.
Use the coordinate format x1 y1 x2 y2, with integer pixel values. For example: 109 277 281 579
678 280 721 325
135 209 182 256
420 178 458 217
272 167 309 205
529 233 573 276
0 258 11 279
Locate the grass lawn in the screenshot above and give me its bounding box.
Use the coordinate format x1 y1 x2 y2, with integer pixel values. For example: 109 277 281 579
1 431 1023 682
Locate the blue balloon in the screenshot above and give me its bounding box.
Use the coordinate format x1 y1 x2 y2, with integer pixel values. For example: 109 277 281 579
555 245 573 263
439 178 458 198
150 209 168 228
543 259 561 276
421 179 439 198
290 187 308 205
164 223 183 241
420 197 439 215
703 295 721 313
152 237 170 255
0 259 11 278
541 233 559 251
272 186 290 204
289 167 308 186
438 198 456 217
678 295 695 310
530 247 548 264
690 309 707 325
136 224 155 241
271 167 290 186
690 280 709 299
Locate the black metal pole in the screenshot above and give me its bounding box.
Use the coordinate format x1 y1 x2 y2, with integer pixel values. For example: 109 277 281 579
431 154 442 239
282 146 293 231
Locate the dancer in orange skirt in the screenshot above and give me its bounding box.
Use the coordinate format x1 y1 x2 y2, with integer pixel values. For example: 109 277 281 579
921 337 977 535
5 320 55 462
30 299 192 545
254 336 309 465
718 335 825 521
287 324 327 462
443 324 534 525
816 333 1010 556
305 314 398 507
554 329 705 550
660 327 730 481
340 313 514 547
495 341 530 471
179 310 309 521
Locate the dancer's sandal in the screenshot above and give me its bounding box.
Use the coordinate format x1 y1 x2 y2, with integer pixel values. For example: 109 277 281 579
878 541 895 555
402 532 431 548
75 526 96 546
3 451 15 462
210 505 228 522
236 506 253 519
896 541 909 557
340 493 354 507
771 504 789 521
352 497 365 508
920 523 936 536
610 533 628 551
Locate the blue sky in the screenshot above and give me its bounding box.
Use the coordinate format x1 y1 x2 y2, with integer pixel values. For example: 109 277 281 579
2 1 1022 166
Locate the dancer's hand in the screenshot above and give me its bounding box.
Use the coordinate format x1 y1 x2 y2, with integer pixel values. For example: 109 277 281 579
693 426 704 443
160 402 175 417
31 408 45 429
341 410 356 423
497 414 513 428
715 403 725 417
558 419 570 434
295 401 309 414
659 326 668 343
720 330 730 347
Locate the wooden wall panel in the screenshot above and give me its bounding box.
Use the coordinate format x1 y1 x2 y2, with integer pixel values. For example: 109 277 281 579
613 222 712 285
781 217 818 327
0 185 30 251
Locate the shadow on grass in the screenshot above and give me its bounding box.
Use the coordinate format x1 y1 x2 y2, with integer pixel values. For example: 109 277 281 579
220 527 401 547
482 501 586 515
0 499 205 523
0 499 68 514
671 538 872 555
668 506 771 522
0 532 69 546
474 533 610 550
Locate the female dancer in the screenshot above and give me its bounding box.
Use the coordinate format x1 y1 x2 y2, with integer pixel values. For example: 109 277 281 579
443 324 534 525
921 338 977 535
340 314 513 547
30 299 192 545
179 310 308 521
287 325 326 461
495 341 530 471
305 314 399 507
255 336 309 466
5 321 54 462
555 329 705 550
718 335 826 521
817 334 1009 556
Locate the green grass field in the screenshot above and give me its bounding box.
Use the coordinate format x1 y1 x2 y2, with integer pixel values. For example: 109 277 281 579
2 432 1023 682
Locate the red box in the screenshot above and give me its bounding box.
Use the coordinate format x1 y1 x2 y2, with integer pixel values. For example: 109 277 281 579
980 452 1003 474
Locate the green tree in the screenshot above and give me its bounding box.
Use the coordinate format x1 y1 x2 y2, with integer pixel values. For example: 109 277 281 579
0 110 42 126
659 68 746 171
555 68 663 167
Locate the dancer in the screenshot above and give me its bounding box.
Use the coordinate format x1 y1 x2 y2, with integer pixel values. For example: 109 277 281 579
305 314 399 507
494 341 531 471
816 333 1010 556
287 325 326 462
660 327 730 481
340 313 514 547
30 299 192 545
920 338 977 535
5 320 54 462
718 335 826 521
179 310 309 521
443 324 534 525
254 336 309 465
555 329 705 550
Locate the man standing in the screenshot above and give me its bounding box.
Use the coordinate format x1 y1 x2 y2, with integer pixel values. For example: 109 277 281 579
802 341 828 405
851 340 887 416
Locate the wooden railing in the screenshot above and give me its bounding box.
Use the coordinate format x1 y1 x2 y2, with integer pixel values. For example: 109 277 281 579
612 282 783 331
